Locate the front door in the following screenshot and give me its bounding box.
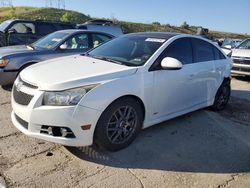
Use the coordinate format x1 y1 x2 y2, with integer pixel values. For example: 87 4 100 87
152 37 210 119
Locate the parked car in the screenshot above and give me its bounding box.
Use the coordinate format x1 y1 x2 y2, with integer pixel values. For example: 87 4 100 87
77 19 123 37
222 38 243 49
231 38 250 76
0 19 74 47
11 32 231 151
0 29 114 86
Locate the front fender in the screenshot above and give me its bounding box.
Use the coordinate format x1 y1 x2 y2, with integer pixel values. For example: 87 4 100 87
79 74 144 112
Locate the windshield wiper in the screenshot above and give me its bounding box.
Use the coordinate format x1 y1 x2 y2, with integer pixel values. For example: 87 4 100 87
90 55 124 65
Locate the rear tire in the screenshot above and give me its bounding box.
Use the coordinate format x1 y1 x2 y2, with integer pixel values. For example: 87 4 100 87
94 97 143 151
211 82 231 111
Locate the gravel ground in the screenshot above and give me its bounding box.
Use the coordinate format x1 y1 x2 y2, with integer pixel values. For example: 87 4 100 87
0 77 250 188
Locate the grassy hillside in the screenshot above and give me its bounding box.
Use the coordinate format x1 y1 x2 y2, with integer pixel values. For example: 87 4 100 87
0 7 90 24
0 6 248 39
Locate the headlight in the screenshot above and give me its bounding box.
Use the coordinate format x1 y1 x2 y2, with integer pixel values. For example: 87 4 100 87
0 59 9 68
43 84 98 106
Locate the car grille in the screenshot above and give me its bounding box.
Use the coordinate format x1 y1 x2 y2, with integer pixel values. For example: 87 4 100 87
13 84 34 105
232 57 250 65
15 113 28 129
232 67 250 72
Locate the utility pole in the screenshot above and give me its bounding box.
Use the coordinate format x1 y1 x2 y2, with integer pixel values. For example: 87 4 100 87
58 0 65 9
45 0 65 9
0 0 13 7
45 0 53 7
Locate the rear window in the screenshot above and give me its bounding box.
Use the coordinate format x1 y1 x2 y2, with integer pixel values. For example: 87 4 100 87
213 47 226 60
36 23 57 35
58 24 74 30
77 25 87 30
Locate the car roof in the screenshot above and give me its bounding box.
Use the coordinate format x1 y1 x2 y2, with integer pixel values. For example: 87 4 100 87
126 32 181 39
54 29 115 37
8 19 72 25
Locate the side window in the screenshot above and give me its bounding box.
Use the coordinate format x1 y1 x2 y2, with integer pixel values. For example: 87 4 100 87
213 46 226 60
62 33 89 49
192 38 214 62
92 34 112 48
10 22 35 34
58 24 74 30
36 23 56 35
163 38 193 64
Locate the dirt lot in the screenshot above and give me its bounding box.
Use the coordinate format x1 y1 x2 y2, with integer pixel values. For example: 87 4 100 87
0 77 250 188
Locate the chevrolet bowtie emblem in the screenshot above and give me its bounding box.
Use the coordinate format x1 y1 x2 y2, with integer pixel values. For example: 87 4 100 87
16 82 23 92
239 57 246 62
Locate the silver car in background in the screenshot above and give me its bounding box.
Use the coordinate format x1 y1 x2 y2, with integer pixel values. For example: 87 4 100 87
231 38 250 76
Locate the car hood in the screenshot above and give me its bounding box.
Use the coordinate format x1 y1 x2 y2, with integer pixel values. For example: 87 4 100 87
232 49 250 58
20 55 138 91
0 45 35 58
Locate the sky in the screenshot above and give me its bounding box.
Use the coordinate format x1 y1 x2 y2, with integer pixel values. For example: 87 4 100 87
5 0 250 34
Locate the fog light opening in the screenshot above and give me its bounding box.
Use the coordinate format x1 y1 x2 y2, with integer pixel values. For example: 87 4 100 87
41 125 75 138
60 128 69 137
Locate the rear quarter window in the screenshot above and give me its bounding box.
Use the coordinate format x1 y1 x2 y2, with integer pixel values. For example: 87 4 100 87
213 46 226 60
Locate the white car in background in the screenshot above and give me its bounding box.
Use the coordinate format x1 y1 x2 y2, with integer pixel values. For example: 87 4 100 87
222 38 242 49
231 38 250 76
11 32 232 151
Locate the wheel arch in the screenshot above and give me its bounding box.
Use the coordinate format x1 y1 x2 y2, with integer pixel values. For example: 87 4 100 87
105 94 146 121
223 76 231 84
19 61 38 73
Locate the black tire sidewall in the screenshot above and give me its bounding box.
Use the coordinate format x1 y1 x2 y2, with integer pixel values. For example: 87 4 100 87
94 97 143 151
213 82 231 111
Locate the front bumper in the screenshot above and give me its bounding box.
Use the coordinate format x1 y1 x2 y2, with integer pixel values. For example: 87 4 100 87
0 69 18 86
231 63 250 76
11 80 102 147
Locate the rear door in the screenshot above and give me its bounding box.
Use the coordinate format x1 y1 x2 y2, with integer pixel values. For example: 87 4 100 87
191 38 217 104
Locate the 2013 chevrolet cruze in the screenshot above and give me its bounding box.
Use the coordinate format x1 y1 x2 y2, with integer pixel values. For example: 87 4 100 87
11 32 232 151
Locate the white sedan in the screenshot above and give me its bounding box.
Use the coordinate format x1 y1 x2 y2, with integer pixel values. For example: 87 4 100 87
11 32 232 151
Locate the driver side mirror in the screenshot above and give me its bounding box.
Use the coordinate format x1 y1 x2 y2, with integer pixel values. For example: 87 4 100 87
59 44 67 50
161 57 183 70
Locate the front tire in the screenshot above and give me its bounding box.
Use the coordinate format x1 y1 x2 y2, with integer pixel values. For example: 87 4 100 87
94 97 143 151
212 81 231 111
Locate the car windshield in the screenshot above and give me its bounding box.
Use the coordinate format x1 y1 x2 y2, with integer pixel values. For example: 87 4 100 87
32 32 69 49
236 39 250 49
88 35 165 66
0 20 12 32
